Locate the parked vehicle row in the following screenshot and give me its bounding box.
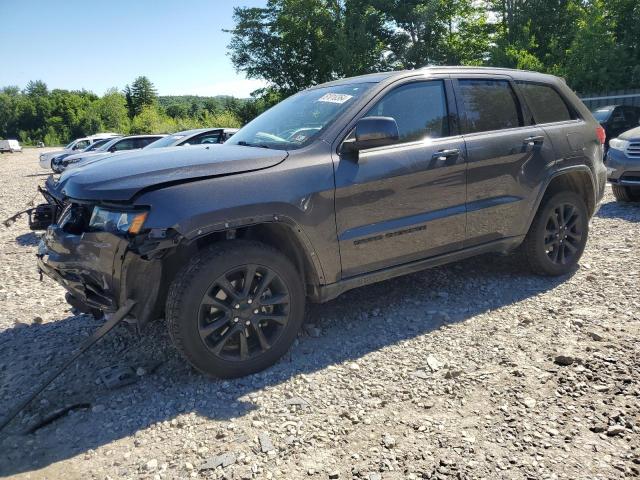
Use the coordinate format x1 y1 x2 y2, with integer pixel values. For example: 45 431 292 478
40 127 238 173
33 66 609 378
591 104 640 148
52 135 165 173
39 133 120 169
588 104 640 202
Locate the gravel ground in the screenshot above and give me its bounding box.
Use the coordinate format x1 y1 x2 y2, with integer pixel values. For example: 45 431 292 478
0 148 638 479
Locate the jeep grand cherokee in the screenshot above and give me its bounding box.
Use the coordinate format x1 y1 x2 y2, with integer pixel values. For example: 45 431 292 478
35 67 607 378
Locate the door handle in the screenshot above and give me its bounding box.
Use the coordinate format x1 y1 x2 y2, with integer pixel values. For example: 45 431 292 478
523 135 545 146
432 148 460 161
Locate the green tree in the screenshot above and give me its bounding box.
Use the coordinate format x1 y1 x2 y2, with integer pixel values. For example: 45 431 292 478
124 76 158 118
165 103 189 119
25 80 48 97
97 88 129 132
227 0 390 95
561 0 620 92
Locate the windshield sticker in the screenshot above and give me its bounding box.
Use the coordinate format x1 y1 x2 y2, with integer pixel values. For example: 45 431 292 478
317 93 353 104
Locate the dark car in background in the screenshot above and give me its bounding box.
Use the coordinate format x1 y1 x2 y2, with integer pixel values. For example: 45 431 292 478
606 126 640 201
35 67 606 378
591 105 640 147
144 128 238 149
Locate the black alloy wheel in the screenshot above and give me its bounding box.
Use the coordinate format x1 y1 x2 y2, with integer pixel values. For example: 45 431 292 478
522 191 588 276
543 203 584 266
167 240 305 378
198 264 291 361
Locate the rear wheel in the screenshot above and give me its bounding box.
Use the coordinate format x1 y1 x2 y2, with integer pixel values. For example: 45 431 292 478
166 240 305 378
522 191 588 276
612 184 640 202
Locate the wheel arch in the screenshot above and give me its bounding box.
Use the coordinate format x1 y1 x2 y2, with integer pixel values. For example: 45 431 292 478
165 217 326 300
529 166 597 227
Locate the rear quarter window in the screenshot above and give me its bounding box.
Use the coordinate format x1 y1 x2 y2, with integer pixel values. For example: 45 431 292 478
458 79 522 133
517 82 574 124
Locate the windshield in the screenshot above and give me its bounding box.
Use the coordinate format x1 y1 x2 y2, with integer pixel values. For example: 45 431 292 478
64 141 75 149
227 83 375 150
592 108 613 122
144 134 185 149
84 138 111 151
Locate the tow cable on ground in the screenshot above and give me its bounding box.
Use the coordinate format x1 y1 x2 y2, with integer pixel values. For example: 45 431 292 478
0 300 136 433
1 190 40 227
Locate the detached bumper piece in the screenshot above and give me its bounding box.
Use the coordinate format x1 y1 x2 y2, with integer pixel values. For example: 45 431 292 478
29 203 59 231
29 184 65 231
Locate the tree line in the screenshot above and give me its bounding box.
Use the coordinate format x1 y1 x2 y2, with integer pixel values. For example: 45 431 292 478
0 77 249 145
228 0 640 97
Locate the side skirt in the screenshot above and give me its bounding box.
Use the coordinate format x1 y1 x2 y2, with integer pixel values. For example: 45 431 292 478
309 235 525 303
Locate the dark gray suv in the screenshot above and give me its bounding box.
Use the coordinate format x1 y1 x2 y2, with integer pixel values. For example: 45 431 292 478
35 67 607 378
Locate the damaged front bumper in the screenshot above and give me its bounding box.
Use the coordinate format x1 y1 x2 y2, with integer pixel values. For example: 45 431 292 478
37 223 179 326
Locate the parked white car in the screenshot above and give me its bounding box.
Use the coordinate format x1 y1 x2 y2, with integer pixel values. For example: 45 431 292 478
0 139 23 153
39 133 120 169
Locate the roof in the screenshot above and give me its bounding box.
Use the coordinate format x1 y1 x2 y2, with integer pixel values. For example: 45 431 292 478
120 134 166 138
313 66 563 90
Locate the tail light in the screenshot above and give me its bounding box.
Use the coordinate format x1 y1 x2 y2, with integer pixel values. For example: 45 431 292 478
596 125 606 145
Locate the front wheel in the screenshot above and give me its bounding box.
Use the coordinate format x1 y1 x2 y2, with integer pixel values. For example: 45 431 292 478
521 191 589 276
166 240 305 378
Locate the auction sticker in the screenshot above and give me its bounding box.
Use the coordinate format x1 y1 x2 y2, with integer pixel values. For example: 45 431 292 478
317 93 353 104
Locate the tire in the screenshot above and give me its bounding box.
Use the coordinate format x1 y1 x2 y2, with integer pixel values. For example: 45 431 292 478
612 184 640 202
166 240 305 378
521 191 589 276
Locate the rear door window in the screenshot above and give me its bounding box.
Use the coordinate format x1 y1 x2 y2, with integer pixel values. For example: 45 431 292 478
365 80 450 143
112 138 135 151
516 82 573 124
458 79 522 133
137 137 159 148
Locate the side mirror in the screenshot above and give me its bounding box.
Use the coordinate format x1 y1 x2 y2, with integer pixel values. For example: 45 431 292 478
108 146 117 153
341 116 399 155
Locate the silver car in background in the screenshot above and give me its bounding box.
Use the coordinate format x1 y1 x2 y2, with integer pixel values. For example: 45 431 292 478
39 133 120 169
53 134 165 173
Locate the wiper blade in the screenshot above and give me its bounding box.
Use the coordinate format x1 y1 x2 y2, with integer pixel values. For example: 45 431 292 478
236 140 271 149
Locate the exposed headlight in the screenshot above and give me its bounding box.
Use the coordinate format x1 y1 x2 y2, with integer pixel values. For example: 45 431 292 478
609 138 629 151
89 207 148 235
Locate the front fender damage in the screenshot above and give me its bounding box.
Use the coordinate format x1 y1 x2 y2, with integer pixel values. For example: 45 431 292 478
119 230 182 328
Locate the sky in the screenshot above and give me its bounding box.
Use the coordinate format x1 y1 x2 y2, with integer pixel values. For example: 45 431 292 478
0 0 268 98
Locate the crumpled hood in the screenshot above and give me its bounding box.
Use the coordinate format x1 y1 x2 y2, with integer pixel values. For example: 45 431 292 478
55 144 288 201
